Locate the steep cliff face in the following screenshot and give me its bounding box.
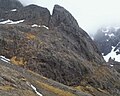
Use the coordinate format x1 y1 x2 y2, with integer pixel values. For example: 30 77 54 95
0 1 120 96
50 5 104 64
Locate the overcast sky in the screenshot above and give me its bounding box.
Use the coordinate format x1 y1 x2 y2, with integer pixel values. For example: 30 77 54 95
19 0 120 35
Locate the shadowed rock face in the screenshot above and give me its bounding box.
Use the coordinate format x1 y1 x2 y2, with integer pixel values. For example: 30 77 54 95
0 1 120 96
50 5 104 64
50 5 79 28
0 0 23 11
0 0 50 26
4 4 51 26
0 0 23 20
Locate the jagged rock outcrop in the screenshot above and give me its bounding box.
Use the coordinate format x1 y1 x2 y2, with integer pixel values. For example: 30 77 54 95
4 4 51 26
49 5 79 28
0 0 23 20
50 5 104 63
0 0 23 11
0 1 120 96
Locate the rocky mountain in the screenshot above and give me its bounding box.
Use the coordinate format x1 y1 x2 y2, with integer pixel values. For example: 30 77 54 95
0 0 120 96
94 27 120 62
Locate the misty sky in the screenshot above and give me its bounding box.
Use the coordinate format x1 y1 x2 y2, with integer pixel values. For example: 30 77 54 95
19 0 120 35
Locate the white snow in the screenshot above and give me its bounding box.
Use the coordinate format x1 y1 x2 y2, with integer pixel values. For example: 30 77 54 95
31 85 43 96
0 58 9 63
102 53 104 56
26 82 43 96
40 25 49 29
0 19 12 24
31 24 49 29
105 33 108 36
108 33 115 38
32 24 39 27
106 39 109 41
11 9 17 12
103 46 120 62
116 48 120 52
0 19 24 24
91 37 94 40
104 33 115 38
110 64 114 67
8 20 24 24
0 56 10 63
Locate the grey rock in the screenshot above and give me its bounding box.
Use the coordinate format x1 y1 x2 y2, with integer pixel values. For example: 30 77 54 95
0 0 23 11
4 4 51 26
49 4 79 29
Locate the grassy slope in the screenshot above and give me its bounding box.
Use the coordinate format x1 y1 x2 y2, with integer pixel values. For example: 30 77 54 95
0 59 91 96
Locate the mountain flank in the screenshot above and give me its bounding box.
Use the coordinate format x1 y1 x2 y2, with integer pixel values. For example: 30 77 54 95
0 0 120 96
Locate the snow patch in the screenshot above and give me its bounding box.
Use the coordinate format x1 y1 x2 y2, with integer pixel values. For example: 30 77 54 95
110 65 114 67
108 33 115 38
103 46 120 62
105 33 108 36
104 33 115 38
0 19 24 24
32 24 39 27
40 25 49 29
91 37 94 40
0 56 10 63
102 53 104 56
31 85 43 96
26 82 43 96
11 9 17 12
0 19 12 24
31 24 49 29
